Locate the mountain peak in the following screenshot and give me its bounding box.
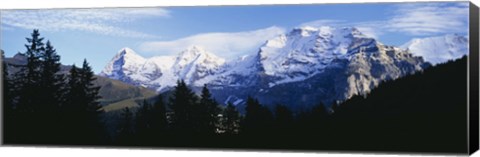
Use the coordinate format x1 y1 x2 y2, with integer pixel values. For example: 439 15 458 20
13 52 27 61
169 45 226 85
444 33 468 43
401 34 468 65
176 45 225 64
3 52 28 66
114 47 145 62
117 47 140 57
288 26 366 38
258 25 376 78
100 47 146 78
289 26 320 37
178 45 209 57
188 45 206 52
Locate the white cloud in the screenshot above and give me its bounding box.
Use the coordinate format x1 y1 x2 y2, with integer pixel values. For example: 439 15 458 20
299 19 345 28
299 20 383 39
355 26 381 39
299 2 468 38
141 2 468 60
1 8 170 38
386 2 469 36
139 26 286 59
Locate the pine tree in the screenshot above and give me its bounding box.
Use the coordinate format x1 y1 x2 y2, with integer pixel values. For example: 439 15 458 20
222 102 240 134
39 41 64 111
2 50 16 143
37 41 65 141
2 51 13 111
78 59 104 143
2 50 12 108
150 95 167 137
62 60 104 144
135 97 168 144
243 96 273 134
118 107 134 145
14 29 46 143
62 64 84 143
6 30 106 144
64 64 82 112
274 104 294 129
169 80 198 133
16 29 44 113
243 96 259 133
330 102 339 114
306 103 329 131
12 30 69 143
135 99 151 139
197 84 219 134
79 59 101 112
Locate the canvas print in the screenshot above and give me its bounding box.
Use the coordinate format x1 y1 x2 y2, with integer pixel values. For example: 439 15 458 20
1 1 476 154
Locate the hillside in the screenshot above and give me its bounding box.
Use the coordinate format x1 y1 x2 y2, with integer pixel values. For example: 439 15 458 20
94 76 156 112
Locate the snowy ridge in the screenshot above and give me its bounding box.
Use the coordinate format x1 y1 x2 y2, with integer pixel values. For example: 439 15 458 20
100 46 226 91
173 46 225 84
101 47 147 81
257 26 375 87
199 54 259 87
401 34 468 65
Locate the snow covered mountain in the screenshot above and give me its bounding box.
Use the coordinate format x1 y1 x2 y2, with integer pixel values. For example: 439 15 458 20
99 46 225 92
101 47 148 83
258 26 375 87
101 26 433 110
401 34 468 65
204 26 429 110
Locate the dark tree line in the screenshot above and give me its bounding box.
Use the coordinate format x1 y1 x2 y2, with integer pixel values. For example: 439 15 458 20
3 30 104 145
114 81 242 145
110 78 324 145
115 96 168 145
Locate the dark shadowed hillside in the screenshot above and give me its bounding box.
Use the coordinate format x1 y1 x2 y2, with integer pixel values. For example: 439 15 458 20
319 56 468 153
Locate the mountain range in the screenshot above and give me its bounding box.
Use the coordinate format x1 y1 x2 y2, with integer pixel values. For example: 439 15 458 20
100 26 468 111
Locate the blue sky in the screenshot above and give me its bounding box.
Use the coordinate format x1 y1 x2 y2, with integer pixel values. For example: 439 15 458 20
1 2 469 73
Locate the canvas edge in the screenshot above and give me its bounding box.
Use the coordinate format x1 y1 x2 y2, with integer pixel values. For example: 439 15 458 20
468 1 480 155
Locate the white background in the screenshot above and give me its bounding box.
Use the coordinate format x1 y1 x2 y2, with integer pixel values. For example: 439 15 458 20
1 0 479 157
